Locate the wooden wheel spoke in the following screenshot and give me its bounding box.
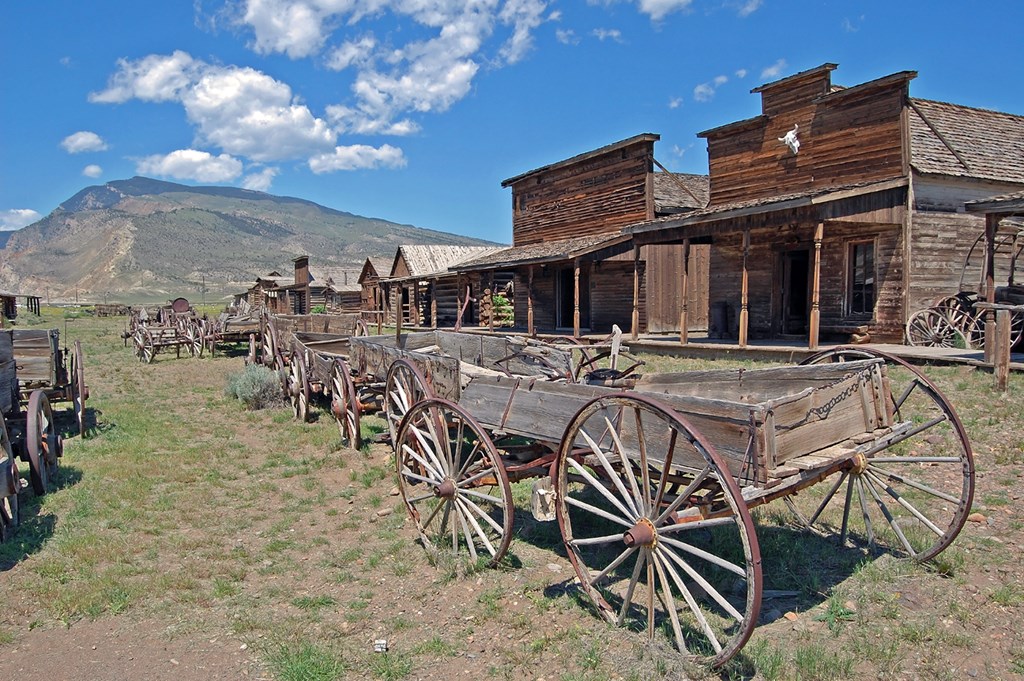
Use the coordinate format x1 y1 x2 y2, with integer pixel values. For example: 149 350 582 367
421 498 449 531
455 498 499 556
564 495 634 529
806 470 849 526
652 429 679 514
865 464 961 504
657 535 747 578
654 466 712 525
861 473 917 555
581 425 641 519
400 442 443 481
409 422 448 478
855 476 875 545
398 466 439 487
567 457 637 523
458 486 505 507
657 516 736 535
456 495 507 536
454 502 479 562
864 469 945 538
616 549 646 626
655 548 723 654
602 416 645 516
633 406 653 516
651 551 689 654
660 543 744 625
571 532 629 547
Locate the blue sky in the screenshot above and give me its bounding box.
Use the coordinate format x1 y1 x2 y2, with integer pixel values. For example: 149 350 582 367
3 1 1023 243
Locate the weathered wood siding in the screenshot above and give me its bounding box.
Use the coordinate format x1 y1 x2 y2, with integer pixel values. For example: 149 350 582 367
708 221 904 343
508 140 654 245
906 210 994 312
644 243 710 333
705 80 907 206
590 262 645 334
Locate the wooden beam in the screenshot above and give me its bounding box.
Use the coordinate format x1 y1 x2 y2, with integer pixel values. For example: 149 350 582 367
995 309 1011 392
679 239 690 345
739 228 750 348
527 266 535 336
488 272 495 333
809 222 823 350
984 214 998 360
573 258 581 338
631 245 640 341
430 281 437 328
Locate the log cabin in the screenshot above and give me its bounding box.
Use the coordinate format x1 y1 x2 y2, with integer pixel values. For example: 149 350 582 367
381 245 500 328
454 134 710 337
626 63 1024 347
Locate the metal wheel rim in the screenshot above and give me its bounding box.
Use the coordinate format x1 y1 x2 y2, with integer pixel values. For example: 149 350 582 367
289 350 310 422
26 390 59 495
905 308 962 347
0 414 20 534
394 397 514 569
554 393 762 668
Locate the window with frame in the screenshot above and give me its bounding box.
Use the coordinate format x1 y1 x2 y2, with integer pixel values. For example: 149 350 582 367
848 240 875 316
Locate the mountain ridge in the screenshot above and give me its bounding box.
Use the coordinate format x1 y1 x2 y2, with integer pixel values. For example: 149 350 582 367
0 177 500 303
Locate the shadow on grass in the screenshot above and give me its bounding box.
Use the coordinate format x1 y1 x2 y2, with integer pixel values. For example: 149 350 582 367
0 465 83 572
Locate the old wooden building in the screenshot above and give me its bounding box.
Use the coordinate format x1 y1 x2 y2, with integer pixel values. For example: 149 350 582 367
455 134 710 336
382 245 500 328
626 63 1024 347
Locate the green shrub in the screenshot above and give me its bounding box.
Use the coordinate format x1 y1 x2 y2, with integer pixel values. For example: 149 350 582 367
226 364 282 410
492 292 514 327
311 304 327 314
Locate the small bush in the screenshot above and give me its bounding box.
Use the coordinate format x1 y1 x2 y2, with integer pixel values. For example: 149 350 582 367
226 364 282 410
311 304 327 314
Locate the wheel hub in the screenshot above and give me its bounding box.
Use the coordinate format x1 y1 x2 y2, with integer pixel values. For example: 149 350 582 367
850 453 868 474
434 478 457 499
622 517 657 548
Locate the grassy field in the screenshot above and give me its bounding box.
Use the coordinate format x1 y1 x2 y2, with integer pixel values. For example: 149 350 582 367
0 309 1022 680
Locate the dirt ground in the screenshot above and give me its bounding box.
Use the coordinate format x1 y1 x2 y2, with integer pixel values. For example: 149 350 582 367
0 321 1022 681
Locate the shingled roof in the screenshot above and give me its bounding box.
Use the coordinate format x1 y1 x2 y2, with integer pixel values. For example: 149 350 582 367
910 98 1024 184
453 233 631 271
653 172 709 214
390 245 503 279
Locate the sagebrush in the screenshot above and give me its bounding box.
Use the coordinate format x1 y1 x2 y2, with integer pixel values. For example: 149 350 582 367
225 363 282 410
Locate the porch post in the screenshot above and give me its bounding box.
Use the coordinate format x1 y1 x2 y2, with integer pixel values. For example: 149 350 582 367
739 228 750 348
455 272 462 332
679 239 690 345
488 271 495 333
809 222 823 350
412 282 420 327
631 245 640 341
430 280 437 328
573 257 581 338
984 213 999 361
395 285 403 340
527 266 535 336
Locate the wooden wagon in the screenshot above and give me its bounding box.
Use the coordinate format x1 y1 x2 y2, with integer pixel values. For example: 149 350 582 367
348 334 974 668
129 298 205 363
0 329 72 540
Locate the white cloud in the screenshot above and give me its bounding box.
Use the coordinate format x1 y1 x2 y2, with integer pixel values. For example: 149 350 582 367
713 74 728 86
555 28 579 44
635 0 693 22
668 96 682 109
326 35 377 72
761 58 787 80
499 0 549 64
308 144 406 173
136 149 244 183
0 209 41 231
737 0 762 17
843 15 865 32
82 165 103 178
90 50 198 103
242 0 329 58
670 144 687 158
242 167 279 191
693 82 715 102
735 68 748 78
61 131 108 154
592 28 623 42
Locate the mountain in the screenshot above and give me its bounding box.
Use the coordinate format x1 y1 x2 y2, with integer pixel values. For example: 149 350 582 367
0 177 499 303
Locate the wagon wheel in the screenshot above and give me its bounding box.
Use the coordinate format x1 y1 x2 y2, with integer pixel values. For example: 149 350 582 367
384 359 434 446
797 347 974 562
25 390 61 495
330 359 361 449
185 319 204 358
288 349 311 422
394 397 514 569
71 340 87 437
262 321 280 369
135 327 156 364
550 336 596 383
0 414 20 541
905 308 963 347
354 319 370 337
555 393 762 668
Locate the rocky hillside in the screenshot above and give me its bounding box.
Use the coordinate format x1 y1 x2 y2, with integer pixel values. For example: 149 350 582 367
0 177 497 303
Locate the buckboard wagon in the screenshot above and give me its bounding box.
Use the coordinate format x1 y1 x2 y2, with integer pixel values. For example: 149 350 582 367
0 328 77 540
346 332 973 668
